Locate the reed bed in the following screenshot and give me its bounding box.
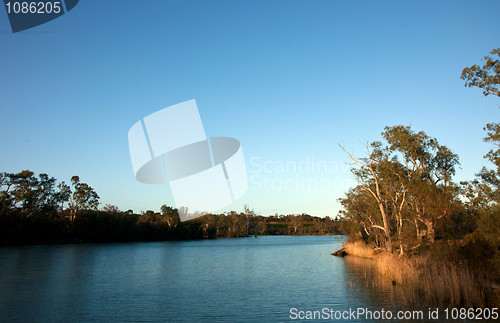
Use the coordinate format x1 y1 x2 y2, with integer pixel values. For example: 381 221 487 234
375 253 488 307
343 240 377 259
342 241 497 308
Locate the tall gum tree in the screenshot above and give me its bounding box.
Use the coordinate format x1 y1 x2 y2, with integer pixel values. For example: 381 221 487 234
462 48 500 203
339 142 394 253
339 126 459 252
64 176 100 221
461 48 500 257
381 126 459 244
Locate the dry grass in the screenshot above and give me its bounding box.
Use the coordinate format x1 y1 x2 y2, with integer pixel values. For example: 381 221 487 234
374 253 490 307
343 241 496 307
343 240 377 258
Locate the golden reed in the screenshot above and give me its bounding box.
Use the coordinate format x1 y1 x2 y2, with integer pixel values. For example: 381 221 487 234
342 241 498 308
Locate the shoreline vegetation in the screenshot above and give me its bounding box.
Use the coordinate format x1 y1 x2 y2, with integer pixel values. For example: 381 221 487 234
333 241 499 308
1 49 499 309
0 172 341 246
333 49 500 308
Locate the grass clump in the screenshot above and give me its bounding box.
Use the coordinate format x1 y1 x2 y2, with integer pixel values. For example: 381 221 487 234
343 240 377 258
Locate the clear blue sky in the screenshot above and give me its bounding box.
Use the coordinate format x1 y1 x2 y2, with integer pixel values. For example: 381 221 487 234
1 0 499 217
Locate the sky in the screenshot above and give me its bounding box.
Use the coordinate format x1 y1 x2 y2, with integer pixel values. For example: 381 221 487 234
1 0 499 218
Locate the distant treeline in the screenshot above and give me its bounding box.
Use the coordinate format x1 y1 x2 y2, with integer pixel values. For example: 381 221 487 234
0 171 341 245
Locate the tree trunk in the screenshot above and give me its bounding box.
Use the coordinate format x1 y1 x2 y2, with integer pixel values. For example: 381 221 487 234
398 218 404 256
377 201 393 252
424 219 435 243
414 218 421 240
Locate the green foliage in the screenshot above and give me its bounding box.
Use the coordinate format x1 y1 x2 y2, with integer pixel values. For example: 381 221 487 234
0 170 341 245
339 125 463 253
457 49 500 281
340 219 362 240
460 231 497 274
473 123 500 204
67 176 100 220
337 52 500 303
0 170 60 215
461 48 500 97
476 206 500 251
161 205 180 228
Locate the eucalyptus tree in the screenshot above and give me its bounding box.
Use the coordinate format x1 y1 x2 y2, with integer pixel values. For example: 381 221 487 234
338 185 385 245
0 172 13 211
243 204 255 236
340 143 415 254
0 170 61 215
227 211 246 237
339 126 460 251
66 175 100 221
287 214 304 234
161 204 180 228
464 122 500 207
339 142 394 252
461 48 500 98
461 48 500 262
461 49 500 205
376 156 410 254
56 181 71 211
381 125 459 244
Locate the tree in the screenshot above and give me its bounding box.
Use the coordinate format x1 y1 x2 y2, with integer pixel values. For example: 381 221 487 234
339 142 394 252
161 205 180 228
461 49 500 203
468 123 500 205
68 176 100 221
1 170 60 216
243 204 255 236
460 48 500 206
10 170 42 215
56 181 71 211
227 211 246 237
0 172 14 212
288 214 304 235
460 49 500 274
461 48 500 97
338 185 383 243
103 204 120 213
339 126 461 253
382 125 459 244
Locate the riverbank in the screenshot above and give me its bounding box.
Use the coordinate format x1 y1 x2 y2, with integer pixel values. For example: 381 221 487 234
334 241 499 308
0 208 342 246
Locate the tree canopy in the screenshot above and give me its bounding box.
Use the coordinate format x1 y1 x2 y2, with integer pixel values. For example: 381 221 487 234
0 170 341 245
339 126 461 255
461 48 500 97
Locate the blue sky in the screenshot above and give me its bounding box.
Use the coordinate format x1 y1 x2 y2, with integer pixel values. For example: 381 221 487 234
1 0 499 217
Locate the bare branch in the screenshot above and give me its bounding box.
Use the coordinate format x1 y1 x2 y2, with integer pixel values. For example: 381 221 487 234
371 225 387 233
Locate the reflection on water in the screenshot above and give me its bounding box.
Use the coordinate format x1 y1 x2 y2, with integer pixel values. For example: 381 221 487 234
343 256 406 311
341 255 471 322
0 237 441 322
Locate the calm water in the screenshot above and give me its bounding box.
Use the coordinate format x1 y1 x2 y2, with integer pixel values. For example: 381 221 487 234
0 236 425 322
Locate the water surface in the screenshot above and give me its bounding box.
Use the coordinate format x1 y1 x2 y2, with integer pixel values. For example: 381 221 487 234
0 236 416 322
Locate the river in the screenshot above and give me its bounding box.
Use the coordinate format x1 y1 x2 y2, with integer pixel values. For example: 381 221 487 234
0 236 433 322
